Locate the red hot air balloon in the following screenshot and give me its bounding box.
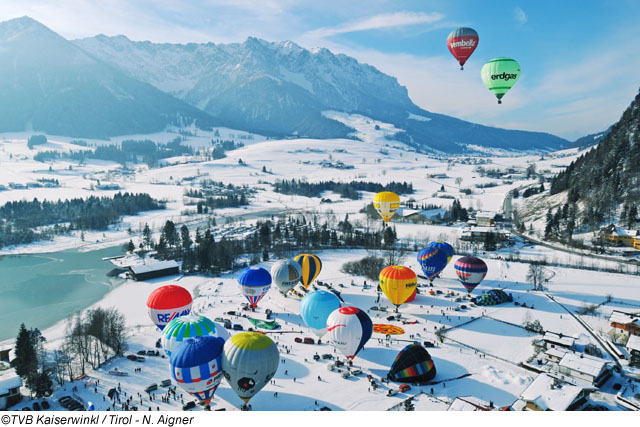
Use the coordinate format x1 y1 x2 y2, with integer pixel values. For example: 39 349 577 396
447 27 479 70
146 285 193 331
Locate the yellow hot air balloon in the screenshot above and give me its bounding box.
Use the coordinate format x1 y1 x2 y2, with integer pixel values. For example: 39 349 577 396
294 254 322 288
379 265 417 310
373 192 400 223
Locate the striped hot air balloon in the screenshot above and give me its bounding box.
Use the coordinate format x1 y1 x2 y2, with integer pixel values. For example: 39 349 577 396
379 265 417 309
161 314 230 357
454 256 488 293
388 344 436 383
294 254 322 289
271 258 302 295
481 58 521 104
170 336 225 406
237 266 271 308
373 191 400 223
146 285 192 331
326 306 372 359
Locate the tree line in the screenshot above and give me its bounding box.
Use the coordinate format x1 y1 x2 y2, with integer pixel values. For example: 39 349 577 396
272 179 413 200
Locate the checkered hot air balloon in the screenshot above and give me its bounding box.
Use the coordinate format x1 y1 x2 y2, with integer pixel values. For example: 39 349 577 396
170 336 225 407
454 256 488 293
237 266 271 308
161 314 230 357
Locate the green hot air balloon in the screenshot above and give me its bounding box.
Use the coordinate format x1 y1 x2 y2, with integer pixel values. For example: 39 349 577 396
481 58 520 104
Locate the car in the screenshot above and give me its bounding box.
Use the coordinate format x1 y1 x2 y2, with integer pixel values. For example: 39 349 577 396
41 400 50 410
386 389 398 396
58 396 73 405
126 354 138 361
147 350 158 356
423 341 435 348
313 354 320 361
351 369 362 376
182 401 196 411
233 324 244 331
321 354 333 360
335 360 344 367
386 316 396 321
460 305 468 309
341 371 351 379
319 406 332 411
137 350 147 355
33 402 41 411
399 384 411 393
214 317 225 323
303 337 315 344
327 363 336 371
144 384 158 393
226 311 237 316
160 379 172 387
136 356 146 362
294 337 302 343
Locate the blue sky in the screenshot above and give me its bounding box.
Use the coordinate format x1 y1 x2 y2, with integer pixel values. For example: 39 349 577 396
3 0 640 140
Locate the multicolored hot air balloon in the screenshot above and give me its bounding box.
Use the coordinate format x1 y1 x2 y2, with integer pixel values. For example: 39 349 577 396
170 336 225 407
294 254 322 289
417 245 449 282
454 256 488 293
447 27 479 70
299 290 341 337
481 58 520 104
373 192 400 223
379 266 418 309
428 241 454 265
271 258 302 295
326 306 373 359
237 266 271 308
146 285 192 331
387 344 437 383
222 332 279 405
161 314 230 357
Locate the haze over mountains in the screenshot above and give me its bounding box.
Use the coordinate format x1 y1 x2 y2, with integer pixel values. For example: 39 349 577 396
1 16 569 152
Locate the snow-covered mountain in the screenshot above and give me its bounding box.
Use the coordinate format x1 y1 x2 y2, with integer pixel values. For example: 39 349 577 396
75 34 569 153
0 17 215 139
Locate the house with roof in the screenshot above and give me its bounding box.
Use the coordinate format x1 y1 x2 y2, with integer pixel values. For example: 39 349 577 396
609 310 640 339
557 352 612 387
0 364 22 410
448 396 495 411
475 211 498 227
512 373 591 411
537 331 575 351
598 224 640 248
396 207 446 224
128 260 180 281
459 226 510 243
627 335 640 367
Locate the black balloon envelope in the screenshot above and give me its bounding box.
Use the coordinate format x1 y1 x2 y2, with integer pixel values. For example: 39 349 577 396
388 344 436 383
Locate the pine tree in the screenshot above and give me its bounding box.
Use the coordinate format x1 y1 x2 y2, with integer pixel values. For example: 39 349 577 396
127 240 135 253
142 223 152 249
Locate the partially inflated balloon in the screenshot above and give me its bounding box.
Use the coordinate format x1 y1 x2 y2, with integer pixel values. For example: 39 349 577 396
237 266 271 308
146 285 192 331
481 58 520 104
222 332 279 404
447 27 479 70
294 254 322 288
170 336 225 406
299 290 341 337
428 241 454 265
417 246 449 282
271 259 302 295
373 192 400 223
326 306 372 359
379 266 417 308
388 344 436 383
454 256 488 293
161 314 230 357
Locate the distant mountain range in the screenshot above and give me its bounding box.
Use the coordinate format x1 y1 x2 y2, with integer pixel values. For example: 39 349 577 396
0 16 569 152
570 126 612 149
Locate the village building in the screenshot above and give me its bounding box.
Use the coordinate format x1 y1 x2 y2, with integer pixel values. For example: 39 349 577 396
0 364 22 410
556 352 612 387
598 224 640 249
475 211 498 227
448 396 496 411
608 310 640 340
396 207 446 224
626 334 640 367
459 226 510 243
512 373 591 411
534 331 576 352
128 260 180 281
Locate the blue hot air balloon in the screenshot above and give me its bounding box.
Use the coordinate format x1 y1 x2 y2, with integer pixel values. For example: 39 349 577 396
417 246 449 282
170 336 225 406
299 290 341 337
237 267 272 308
428 241 454 265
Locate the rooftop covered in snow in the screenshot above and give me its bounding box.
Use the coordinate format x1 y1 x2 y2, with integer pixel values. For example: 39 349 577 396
518 373 586 411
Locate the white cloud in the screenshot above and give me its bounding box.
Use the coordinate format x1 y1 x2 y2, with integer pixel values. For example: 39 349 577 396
514 7 528 25
306 11 445 38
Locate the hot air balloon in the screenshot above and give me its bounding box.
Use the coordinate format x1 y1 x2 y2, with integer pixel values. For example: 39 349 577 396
454 256 488 293
406 288 417 303
379 266 418 309
299 290 341 337
373 192 400 223
237 266 271 308
326 306 373 359
387 344 437 383
417 246 449 282
146 285 192 331
428 241 454 265
481 58 520 104
294 254 322 288
170 336 225 407
271 258 302 295
446 27 479 70
161 314 230 357
222 332 279 405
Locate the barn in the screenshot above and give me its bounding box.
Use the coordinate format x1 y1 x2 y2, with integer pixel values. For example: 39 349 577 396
128 260 180 281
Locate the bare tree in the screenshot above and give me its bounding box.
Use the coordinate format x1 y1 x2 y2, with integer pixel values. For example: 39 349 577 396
526 263 547 291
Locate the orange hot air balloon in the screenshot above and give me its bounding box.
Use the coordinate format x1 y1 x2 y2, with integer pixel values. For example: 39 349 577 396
379 265 417 310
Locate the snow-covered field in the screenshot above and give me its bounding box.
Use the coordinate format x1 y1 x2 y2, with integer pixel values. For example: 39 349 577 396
1 115 638 412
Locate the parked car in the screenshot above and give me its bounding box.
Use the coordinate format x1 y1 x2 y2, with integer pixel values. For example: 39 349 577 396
321 354 333 360
351 369 362 376
294 337 302 343
126 354 138 361
341 371 351 379
233 324 244 331
386 316 396 321
144 384 158 393
386 389 398 396
32 402 41 411
423 341 435 348
147 350 159 356
160 379 172 387
313 354 320 361
136 356 146 362
137 350 147 355
214 317 225 323
182 401 196 411
41 400 50 410
399 384 411 393
303 337 315 344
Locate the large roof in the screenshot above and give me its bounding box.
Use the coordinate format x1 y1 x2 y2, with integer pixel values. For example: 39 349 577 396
627 335 640 352
129 260 179 275
609 310 640 326
0 368 22 394
448 396 492 411
558 352 608 377
543 332 575 347
520 373 584 411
